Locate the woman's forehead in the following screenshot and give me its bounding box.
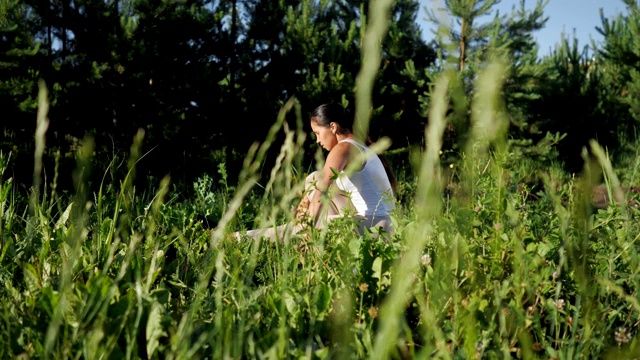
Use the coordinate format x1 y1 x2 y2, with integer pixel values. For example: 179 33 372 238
310 119 324 130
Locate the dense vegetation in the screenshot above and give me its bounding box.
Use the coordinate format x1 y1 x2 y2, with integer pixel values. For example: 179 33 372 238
1 0 640 358
2 0 639 188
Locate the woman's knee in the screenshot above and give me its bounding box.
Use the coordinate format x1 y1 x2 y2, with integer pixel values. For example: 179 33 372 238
304 171 320 198
305 171 319 186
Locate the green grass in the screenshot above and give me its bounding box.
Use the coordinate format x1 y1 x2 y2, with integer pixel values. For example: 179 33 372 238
2 2 640 358
1 63 640 359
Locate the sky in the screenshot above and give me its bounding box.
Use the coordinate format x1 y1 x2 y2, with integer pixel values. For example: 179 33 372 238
417 0 628 57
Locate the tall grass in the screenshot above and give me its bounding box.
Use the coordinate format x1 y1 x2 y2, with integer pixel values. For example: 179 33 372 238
1 0 640 358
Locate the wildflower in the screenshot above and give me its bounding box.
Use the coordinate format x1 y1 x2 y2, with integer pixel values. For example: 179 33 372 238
494 223 503 230
474 206 481 212
556 299 565 310
475 341 485 359
421 254 431 266
552 271 559 280
615 327 632 346
359 283 369 293
368 306 378 318
449 163 454 169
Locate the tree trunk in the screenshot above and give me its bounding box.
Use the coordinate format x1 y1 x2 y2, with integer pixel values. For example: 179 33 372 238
230 0 237 92
459 17 465 71
47 0 53 59
62 0 68 56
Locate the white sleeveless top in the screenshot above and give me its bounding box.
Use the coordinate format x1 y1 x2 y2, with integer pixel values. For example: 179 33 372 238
334 139 395 217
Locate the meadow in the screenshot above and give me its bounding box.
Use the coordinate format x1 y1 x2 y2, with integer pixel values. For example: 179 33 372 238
2 0 640 356
1 58 640 359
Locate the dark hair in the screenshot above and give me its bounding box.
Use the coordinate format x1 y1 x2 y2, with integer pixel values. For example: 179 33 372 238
309 103 398 196
309 103 354 131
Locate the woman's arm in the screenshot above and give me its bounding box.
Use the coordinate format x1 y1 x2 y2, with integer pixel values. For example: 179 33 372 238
308 143 351 225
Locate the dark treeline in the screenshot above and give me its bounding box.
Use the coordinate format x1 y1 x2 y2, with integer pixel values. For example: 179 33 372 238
2 0 640 194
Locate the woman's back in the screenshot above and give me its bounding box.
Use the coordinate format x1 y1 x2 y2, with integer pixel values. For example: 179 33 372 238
334 139 395 217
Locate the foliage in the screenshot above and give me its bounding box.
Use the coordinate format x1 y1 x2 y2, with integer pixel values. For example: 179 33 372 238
2 50 640 358
0 0 435 193
596 0 640 157
1 121 640 359
2 1 640 358
422 0 550 161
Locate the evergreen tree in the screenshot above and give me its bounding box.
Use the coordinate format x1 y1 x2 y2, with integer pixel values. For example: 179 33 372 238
426 0 501 72
374 0 436 146
423 0 548 152
533 36 603 171
0 0 436 190
597 0 640 135
0 0 42 183
496 0 548 133
109 0 227 184
0 0 41 127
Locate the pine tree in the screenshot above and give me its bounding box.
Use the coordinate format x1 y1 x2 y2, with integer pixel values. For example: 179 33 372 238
532 36 603 171
423 0 549 151
597 0 640 131
426 0 501 72
0 0 41 134
374 0 436 146
495 1 548 136
0 0 44 187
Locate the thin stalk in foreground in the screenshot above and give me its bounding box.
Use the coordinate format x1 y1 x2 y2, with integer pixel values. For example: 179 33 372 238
371 70 452 360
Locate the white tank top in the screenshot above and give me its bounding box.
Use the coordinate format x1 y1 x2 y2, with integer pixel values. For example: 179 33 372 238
334 139 395 217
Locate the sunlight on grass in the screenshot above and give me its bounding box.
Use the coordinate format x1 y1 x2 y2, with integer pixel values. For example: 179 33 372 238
0 0 639 358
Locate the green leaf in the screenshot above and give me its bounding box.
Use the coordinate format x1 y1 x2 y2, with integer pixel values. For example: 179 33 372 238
23 263 41 294
479 299 489 312
349 238 361 258
54 202 73 231
315 284 331 320
99 218 113 242
314 347 329 359
283 290 297 316
372 257 382 280
146 300 165 358
84 326 105 359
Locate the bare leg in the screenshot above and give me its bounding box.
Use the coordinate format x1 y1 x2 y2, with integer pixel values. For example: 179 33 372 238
236 171 356 242
302 171 355 217
355 215 394 241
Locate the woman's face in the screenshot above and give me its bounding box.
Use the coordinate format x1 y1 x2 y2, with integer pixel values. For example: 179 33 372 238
310 118 337 151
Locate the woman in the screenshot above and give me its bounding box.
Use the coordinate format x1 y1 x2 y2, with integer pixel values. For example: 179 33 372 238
235 103 396 241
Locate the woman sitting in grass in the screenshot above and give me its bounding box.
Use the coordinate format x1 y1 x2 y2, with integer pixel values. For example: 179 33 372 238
235 103 397 241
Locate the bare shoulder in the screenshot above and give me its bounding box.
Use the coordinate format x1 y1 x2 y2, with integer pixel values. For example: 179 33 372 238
325 142 351 172
329 141 352 157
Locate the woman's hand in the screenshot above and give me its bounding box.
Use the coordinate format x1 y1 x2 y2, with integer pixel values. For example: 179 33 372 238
308 142 352 225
